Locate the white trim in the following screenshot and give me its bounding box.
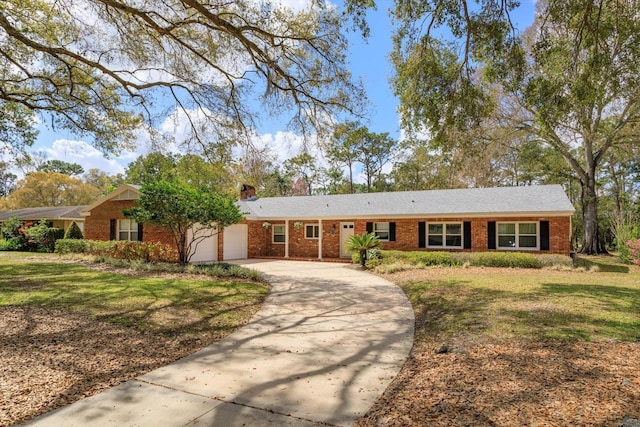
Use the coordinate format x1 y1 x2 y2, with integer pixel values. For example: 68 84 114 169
496 221 539 250
248 211 573 221
272 224 286 244
426 222 463 249
373 222 390 241
80 184 141 216
304 224 320 239
285 220 289 258
318 220 323 260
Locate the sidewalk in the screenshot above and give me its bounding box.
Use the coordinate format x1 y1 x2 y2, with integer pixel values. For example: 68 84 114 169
25 260 414 426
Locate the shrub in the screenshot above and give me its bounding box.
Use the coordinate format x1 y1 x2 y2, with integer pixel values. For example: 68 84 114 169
467 252 543 269
21 220 64 252
55 239 178 263
64 221 84 239
55 238 89 254
0 237 25 251
628 239 640 265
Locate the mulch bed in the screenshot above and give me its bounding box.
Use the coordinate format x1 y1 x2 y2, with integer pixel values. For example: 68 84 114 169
357 338 640 426
0 305 226 426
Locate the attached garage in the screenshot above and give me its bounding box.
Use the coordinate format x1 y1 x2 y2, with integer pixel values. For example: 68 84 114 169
223 224 248 260
188 224 219 263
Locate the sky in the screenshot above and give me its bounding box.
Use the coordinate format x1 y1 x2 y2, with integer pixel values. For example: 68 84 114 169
22 0 536 179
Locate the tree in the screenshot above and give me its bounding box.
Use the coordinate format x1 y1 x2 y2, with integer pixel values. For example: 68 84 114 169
0 161 17 197
327 122 363 193
345 232 381 267
64 221 84 239
83 168 125 195
0 0 362 155
125 152 179 185
37 160 84 176
383 0 640 254
0 171 100 208
123 180 243 265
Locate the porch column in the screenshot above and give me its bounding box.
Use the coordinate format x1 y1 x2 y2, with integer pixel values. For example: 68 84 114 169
318 219 323 260
285 219 289 258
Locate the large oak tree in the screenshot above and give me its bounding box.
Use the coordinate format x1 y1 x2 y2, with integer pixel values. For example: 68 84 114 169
356 0 640 254
0 0 363 154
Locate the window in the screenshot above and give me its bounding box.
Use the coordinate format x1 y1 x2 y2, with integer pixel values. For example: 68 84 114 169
373 222 390 241
497 222 538 249
305 224 319 239
272 224 286 243
428 223 462 248
118 219 138 241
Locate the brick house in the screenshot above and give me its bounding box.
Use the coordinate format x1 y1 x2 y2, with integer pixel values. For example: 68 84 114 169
81 184 575 262
0 206 87 234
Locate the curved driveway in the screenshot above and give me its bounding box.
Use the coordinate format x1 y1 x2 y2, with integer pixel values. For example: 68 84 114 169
27 260 414 427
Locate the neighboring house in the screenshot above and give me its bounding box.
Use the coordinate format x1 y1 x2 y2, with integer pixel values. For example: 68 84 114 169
81 184 575 262
0 206 87 234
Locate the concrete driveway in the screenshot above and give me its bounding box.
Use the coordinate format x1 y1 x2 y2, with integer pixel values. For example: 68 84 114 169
26 260 414 427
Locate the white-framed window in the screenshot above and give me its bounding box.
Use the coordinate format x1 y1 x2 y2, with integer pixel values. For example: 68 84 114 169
118 219 138 241
428 222 463 248
373 222 390 241
305 224 319 239
497 222 538 249
272 224 286 244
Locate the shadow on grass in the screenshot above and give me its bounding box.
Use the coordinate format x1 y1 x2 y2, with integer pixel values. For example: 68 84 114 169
403 277 640 343
576 256 630 273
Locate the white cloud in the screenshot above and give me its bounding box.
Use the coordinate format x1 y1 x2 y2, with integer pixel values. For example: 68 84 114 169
40 139 131 176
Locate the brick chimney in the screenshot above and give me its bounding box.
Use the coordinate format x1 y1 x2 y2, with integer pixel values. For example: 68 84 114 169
240 184 257 200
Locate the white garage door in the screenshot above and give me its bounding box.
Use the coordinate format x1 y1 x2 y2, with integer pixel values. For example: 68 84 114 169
188 224 218 263
223 224 248 260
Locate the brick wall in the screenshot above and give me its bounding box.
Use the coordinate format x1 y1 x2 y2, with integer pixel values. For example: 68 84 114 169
246 215 572 259
84 200 174 247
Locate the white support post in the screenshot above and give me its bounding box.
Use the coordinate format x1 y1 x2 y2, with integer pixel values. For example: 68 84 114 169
318 220 323 260
285 219 289 258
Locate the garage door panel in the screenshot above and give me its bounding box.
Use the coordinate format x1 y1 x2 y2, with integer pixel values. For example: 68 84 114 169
223 224 248 260
188 224 218 263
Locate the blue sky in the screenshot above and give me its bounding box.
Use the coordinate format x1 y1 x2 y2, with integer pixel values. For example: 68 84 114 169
25 0 536 178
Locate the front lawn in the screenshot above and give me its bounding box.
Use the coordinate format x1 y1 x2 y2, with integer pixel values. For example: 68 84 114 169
0 252 269 426
358 256 640 426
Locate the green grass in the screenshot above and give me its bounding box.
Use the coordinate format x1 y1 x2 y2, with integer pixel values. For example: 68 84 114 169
391 256 640 343
0 252 269 339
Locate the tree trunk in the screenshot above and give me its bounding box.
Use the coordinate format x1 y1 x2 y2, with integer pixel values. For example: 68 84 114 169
580 176 606 254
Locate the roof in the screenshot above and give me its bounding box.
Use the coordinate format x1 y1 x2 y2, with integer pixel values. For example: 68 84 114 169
238 185 575 220
0 205 88 222
80 184 141 216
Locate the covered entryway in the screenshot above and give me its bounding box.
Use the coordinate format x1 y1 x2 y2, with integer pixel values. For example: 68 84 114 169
188 224 218 263
223 224 248 260
339 222 355 258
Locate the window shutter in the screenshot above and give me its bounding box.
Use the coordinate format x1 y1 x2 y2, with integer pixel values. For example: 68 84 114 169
138 223 144 242
488 221 496 250
418 222 426 248
109 219 116 241
463 221 472 249
366 222 373 233
540 221 550 250
389 222 396 241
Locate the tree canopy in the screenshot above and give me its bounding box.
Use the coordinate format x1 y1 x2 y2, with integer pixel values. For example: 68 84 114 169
123 180 243 265
0 0 363 155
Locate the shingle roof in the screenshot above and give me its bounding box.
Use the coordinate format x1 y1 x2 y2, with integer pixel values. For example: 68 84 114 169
0 206 88 222
238 185 575 220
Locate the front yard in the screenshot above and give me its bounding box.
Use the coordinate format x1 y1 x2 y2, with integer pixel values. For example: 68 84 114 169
358 257 640 426
0 252 269 426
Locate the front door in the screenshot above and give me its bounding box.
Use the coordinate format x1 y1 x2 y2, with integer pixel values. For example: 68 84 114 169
340 222 355 258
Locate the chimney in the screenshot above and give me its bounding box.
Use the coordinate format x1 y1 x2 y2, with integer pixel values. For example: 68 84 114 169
240 184 257 200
